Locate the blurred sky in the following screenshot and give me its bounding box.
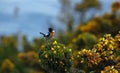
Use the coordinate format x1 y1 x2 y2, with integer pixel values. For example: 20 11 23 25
0 0 115 41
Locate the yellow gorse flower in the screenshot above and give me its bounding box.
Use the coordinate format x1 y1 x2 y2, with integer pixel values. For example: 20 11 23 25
101 66 118 73
65 68 67 71
53 41 57 45
38 59 41 63
60 61 64 65
1 59 15 71
53 50 57 54
45 54 48 58
57 46 60 48
51 48 54 51
69 49 72 52
115 63 120 69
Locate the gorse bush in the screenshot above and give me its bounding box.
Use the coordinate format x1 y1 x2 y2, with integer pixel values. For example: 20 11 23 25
38 40 73 73
70 33 98 50
37 31 120 73
73 32 120 73
101 66 118 73
74 49 102 72
18 51 38 65
0 59 15 73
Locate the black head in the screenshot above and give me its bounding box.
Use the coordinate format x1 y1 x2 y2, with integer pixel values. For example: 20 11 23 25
48 28 53 32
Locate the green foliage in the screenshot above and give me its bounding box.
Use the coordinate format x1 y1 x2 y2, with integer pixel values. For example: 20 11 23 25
38 40 73 73
23 36 34 52
75 0 101 11
70 33 98 50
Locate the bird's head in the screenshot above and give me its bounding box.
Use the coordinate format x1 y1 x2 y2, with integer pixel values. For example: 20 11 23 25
48 28 55 36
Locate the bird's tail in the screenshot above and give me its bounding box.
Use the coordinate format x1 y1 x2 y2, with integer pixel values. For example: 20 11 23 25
39 32 46 37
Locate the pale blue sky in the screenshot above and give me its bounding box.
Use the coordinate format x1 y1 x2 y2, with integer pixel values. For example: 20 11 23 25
0 0 116 41
0 0 59 16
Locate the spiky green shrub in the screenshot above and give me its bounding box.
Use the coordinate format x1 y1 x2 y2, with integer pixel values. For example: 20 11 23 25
38 40 73 73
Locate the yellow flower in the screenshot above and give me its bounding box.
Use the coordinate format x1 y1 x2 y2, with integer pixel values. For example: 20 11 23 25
78 51 81 54
82 49 88 53
71 56 74 60
53 45 57 48
53 51 57 54
55 61 58 63
57 46 60 48
69 49 72 52
101 66 118 73
109 55 114 60
38 59 41 63
106 34 111 38
53 41 57 45
72 38 76 43
100 38 105 41
1 59 15 71
104 39 108 45
45 54 48 58
105 57 108 60
115 32 120 41
81 58 84 63
115 63 120 68
101 71 104 73
111 66 114 69
51 48 54 51
109 51 113 54
65 68 67 71
60 61 64 65
77 55 80 58
108 45 114 50
116 56 120 62
18 53 27 61
105 66 111 71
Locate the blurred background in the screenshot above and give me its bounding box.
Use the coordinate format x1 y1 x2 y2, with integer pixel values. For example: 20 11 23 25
0 0 116 41
0 0 120 73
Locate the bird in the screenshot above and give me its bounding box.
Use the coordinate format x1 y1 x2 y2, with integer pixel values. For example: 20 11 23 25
40 28 55 40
